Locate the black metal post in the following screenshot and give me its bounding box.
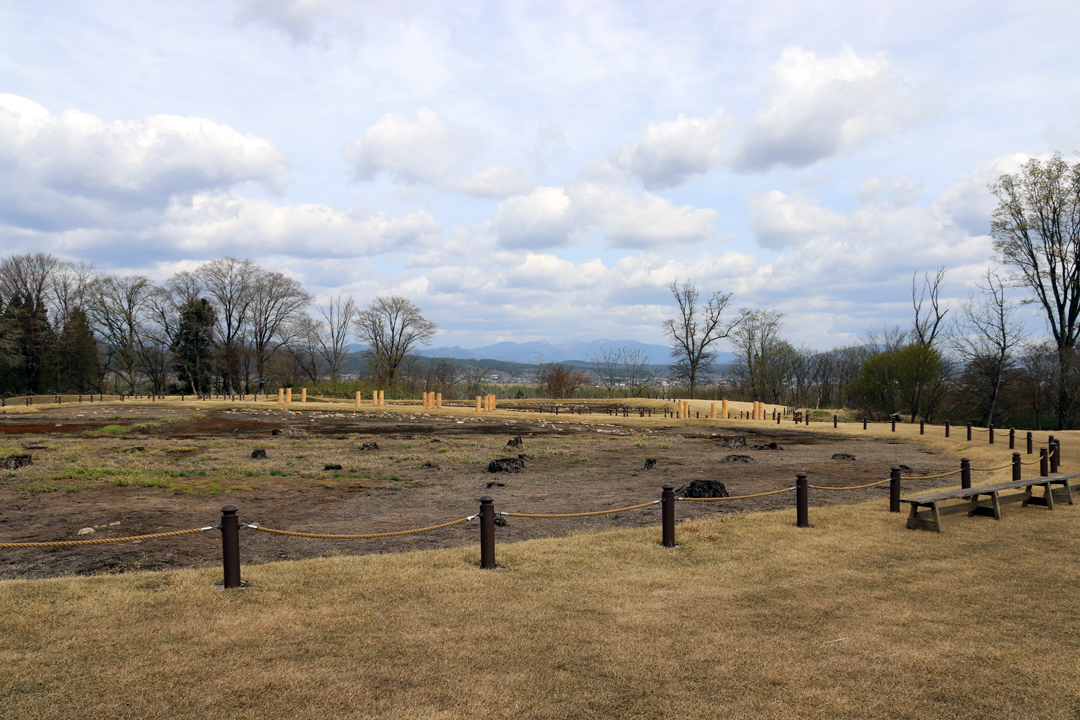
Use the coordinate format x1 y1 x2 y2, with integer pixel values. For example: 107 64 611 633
961 457 971 490
945 420 950 438
796 472 809 528
989 424 994 445
863 418 867 430
479 495 496 569
220 504 241 589
1012 452 1021 482
834 414 838 428
891 416 896 432
1050 440 1059 474
1040 448 1049 477
662 484 676 548
967 422 972 441
805 412 809 426
920 419 924 435
1009 428 1015 450
890 466 901 513
1027 431 1033 455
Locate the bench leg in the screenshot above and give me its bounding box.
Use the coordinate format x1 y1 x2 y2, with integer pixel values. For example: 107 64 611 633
906 503 942 532
931 502 942 531
992 491 1002 520
970 492 1003 520
1046 483 1055 510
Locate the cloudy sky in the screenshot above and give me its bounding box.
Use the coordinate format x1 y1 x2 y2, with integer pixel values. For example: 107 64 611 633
2 0 1078 350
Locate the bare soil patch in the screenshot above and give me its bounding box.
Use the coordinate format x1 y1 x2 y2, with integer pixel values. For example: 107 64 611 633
0 405 962 580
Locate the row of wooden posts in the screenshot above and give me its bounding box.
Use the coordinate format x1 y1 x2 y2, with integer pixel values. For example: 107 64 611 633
671 399 772 420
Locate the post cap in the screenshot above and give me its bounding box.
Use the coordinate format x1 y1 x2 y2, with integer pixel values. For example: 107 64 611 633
479 495 494 503
662 483 674 490
221 504 238 513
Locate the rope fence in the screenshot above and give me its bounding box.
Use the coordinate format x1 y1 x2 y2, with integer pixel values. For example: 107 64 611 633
1 440 1068 586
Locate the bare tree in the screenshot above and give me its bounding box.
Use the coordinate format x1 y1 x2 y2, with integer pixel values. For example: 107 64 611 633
353 295 437 385
991 153 1080 428
952 270 1029 426
247 270 311 388
662 279 745 399
912 267 949 347
730 309 785 401
87 274 154 394
314 294 357 382
537 361 590 398
282 314 323 384
589 347 622 397
622 348 652 397
196 258 258 394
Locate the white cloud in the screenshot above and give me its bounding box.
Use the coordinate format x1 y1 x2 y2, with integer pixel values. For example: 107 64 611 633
233 0 372 44
730 46 939 172
156 192 442 258
489 182 720 251
747 190 841 250
0 94 288 228
931 153 1031 236
343 108 532 198
856 176 923 206
619 109 730 189
489 186 575 249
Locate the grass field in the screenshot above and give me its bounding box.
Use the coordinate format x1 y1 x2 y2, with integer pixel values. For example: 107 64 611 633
2 401 1078 718
4 481 1080 717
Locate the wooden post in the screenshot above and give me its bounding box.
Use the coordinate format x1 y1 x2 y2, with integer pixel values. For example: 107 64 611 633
436 392 442 409
710 402 716 419
721 399 728 419
476 396 482 413
301 388 307 403
277 388 284 404
286 387 292 404
355 391 361 408
379 390 385 406
890 466 902 513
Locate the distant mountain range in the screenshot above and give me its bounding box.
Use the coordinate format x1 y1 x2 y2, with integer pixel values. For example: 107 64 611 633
413 339 736 366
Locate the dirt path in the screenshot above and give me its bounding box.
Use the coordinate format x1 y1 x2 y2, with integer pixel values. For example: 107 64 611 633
0 404 965 580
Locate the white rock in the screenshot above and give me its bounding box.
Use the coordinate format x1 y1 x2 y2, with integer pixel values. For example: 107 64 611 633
77 527 95 536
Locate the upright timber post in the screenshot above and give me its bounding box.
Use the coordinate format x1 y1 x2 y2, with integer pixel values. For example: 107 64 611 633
662 484 676 548
479 496 496 569
220 504 241 589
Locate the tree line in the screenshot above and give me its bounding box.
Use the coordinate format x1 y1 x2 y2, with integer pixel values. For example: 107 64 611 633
662 152 1080 430
0 255 437 397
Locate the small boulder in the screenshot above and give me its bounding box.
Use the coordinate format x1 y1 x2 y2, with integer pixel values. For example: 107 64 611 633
360 442 380 452
251 449 268 459
721 454 755 463
831 453 858 462
487 457 525 473
77 527 95 536
677 480 731 499
753 442 783 451
643 458 657 471
420 462 439 469
518 453 533 460
493 516 508 527
505 435 523 448
485 480 506 488
324 464 343 470
719 436 746 449
2 454 32 470
120 446 146 453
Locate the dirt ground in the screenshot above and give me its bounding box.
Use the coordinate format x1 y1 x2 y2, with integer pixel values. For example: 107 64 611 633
0 402 964 580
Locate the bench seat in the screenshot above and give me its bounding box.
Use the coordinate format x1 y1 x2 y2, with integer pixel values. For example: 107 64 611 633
901 473 1079 532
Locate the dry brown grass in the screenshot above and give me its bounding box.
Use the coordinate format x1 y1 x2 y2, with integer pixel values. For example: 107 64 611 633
4 485 1080 718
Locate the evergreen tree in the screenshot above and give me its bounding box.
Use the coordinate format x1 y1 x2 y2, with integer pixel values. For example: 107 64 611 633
58 307 102 393
172 299 216 395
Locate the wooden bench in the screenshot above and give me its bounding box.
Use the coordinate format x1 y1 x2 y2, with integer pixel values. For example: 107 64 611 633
901 473 1079 532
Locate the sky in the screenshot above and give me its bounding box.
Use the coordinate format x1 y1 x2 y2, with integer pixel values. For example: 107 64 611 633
2 0 1079 351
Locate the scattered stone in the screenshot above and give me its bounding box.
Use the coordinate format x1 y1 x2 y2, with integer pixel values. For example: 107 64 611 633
420 462 439 469
360 442 380 452
120 446 146 453
487 457 526 473
485 480 505 488
518 453 533 460
251 449 268 459
505 435 523 448
719 436 746 449
430 438 441 443
77 527 95 536
721 454 755 463
493 516 508 527
677 479 731 499
753 442 783 451
324 464 343 470
643 458 657 471
831 453 858 462
2 454 32 469
272 428 304 436
897 464 912 472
